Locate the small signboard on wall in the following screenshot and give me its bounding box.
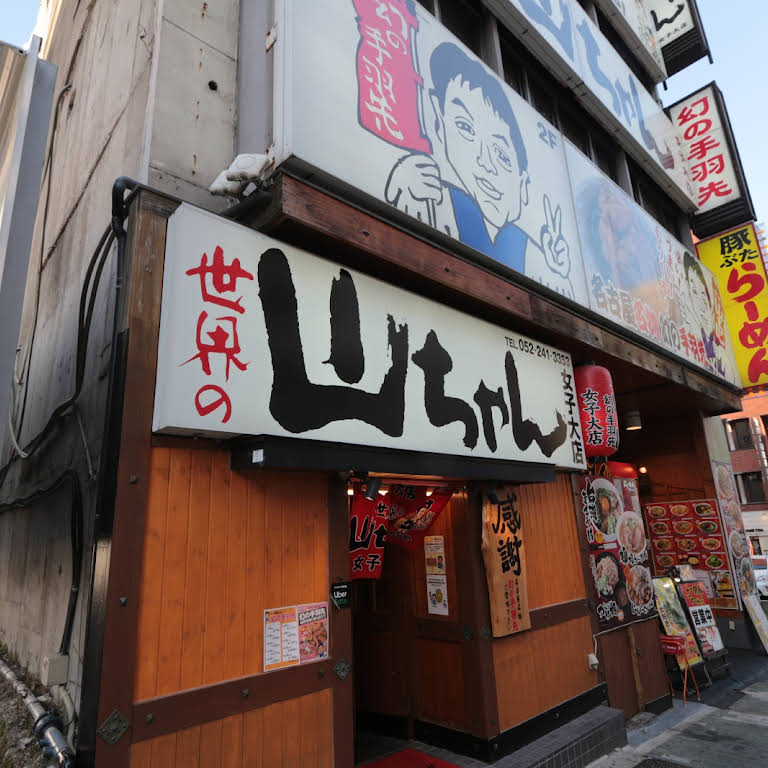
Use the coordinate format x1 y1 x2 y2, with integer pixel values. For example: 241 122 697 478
481 488 530 636
264 603 329 672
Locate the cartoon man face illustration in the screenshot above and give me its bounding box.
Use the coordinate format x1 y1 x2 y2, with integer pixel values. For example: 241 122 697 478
384 41 571 299
684 252 712 334
433 66 529 239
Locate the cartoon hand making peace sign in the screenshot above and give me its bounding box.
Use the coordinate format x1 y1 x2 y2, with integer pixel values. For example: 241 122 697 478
540 194 570 280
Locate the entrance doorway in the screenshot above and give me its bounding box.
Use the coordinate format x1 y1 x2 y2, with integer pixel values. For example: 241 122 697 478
349 482 473 766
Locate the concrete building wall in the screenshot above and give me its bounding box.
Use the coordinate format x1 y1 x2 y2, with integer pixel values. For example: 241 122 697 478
0 0 240 716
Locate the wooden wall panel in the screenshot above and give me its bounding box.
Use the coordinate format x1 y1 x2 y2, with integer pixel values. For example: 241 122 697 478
493 616 599 731
516 474 587 609
134 446 329 700
128 689 333 768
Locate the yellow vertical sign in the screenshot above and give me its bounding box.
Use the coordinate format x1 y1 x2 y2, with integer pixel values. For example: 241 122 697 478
696 222 768 389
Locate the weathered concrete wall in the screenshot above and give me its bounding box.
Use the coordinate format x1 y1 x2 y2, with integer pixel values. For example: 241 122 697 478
0 0 159 715
148 0 239 206
0 0 240 718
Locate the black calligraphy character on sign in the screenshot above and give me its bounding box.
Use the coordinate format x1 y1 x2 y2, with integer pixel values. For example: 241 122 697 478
258 248 408 435
473 381 510 452
720 228 752 256
650 2 685 32
492 494 520 535
498 535 522 576
412 330 479 448
324 269 365 383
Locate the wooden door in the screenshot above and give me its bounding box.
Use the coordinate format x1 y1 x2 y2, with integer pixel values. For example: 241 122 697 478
354 542 412 729
631 618 669 708
598 627 639 719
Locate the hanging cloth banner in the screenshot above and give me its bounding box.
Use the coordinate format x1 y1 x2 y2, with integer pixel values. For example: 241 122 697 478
481 487 530 636
385 485 453 551
349 491 389 579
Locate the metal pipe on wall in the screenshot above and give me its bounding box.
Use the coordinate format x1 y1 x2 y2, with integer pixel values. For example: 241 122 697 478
0 657 74 767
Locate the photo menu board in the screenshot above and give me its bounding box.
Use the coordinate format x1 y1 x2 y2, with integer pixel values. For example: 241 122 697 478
643 499 738 609
579 476 656 628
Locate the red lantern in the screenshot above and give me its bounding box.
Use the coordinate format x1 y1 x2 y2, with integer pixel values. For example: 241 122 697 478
573 365 619 458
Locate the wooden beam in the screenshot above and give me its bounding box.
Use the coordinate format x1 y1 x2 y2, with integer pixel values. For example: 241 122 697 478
93 191 179 767
131 662 334 743
259 174 740 415
528 598 591 631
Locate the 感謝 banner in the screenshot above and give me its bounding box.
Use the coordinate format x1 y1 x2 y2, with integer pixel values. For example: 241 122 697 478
154 204 586 470
481 488 530 636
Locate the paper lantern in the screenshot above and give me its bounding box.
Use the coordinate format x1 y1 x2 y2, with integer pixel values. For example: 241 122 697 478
574 365 619 458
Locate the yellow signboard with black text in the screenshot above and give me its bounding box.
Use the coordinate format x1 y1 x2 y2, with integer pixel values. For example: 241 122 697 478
696 222 768 389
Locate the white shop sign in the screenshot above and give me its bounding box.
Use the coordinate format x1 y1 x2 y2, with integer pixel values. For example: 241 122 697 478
645 0 695 46
153 204 586 470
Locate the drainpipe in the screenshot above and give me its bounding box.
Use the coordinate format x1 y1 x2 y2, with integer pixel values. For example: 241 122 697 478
0 658 74 767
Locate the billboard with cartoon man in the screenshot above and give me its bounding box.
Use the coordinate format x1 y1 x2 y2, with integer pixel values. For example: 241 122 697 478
265 0 737 385
284 0 588 303
383 41 572 298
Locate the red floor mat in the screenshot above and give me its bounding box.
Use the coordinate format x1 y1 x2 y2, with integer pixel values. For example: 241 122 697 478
363 749 462 768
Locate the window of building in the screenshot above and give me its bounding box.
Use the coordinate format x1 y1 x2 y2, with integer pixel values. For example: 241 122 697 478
628 159 680 236
739 472 766 504
415 0 436 14
438 0 484 57
594 6 656 93
731 418 754 450
499 30 527 97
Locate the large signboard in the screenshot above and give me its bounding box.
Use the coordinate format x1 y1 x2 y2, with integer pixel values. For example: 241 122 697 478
579 476 656 628
285 0 588 303
668 84 755 237
259 0 739 385
645 0 695 46
482 0 692 201
668 85 741 214
710 459 759 600
645 0 710 76
154 204 586 469
696 222 768 389
567 143 739 385
644 499 738 609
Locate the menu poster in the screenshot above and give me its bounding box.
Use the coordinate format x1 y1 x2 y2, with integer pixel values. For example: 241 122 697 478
643 499 738 610
297 603 330 663
264 606 300 672
678 581 724 656
712 460 758 601
653 577 704 670
481 487 530 636
424 535 446 575
579 476 655 629
424 536 449 616
743 594 768 655
265 603 330 671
